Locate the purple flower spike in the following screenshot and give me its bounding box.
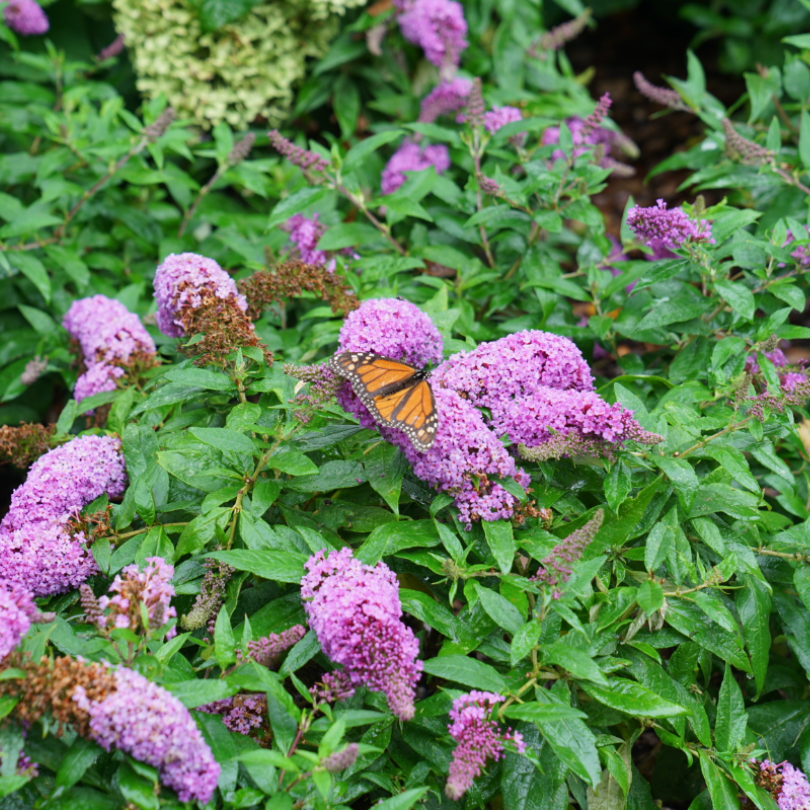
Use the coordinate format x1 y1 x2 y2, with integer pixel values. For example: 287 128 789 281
154 252 247 337
484 105 523 134
0 585 41 659
301 547 422 721
396 0 468 74
381 140 450 195
446 691 525 800
419 78 472 124
627 199 714 256
2 0 48 34
73 667 220 803
285 213 329 267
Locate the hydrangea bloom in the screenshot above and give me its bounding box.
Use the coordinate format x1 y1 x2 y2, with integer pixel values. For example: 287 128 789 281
381 140 450 195
97 557 177 639
0 435 126 596
446 692 525 800
419 78 472 124
627 199 714 257
73 666 220 803
301 547 422 721
484 105 522 134
63 295 156 403
396 0 468 72
154 252 248 337
2 0 48 34
0 585 40 659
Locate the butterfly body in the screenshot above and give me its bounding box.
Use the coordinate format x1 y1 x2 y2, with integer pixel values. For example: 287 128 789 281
329 351 438 452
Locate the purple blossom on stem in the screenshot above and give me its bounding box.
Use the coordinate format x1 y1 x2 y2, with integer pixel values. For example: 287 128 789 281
758 760 810 810
484 105 523 134
381 140 450 195
528 10 590 57
2 0 48 34
73 666 220 803
580 93 612 140
63 295 156 405
198 696 265 735
238 625 306 668
745 348 788 374
633 71 690 111
20 355 47 386
322 744 359 772
268 130 329 173
396 0 468 76
0 585 42 659
531 510 604 596
153 252 248 338
418 78 472 124
310 671 356 704
627 199 714 256
542 111 634 174
301 547 422 721
97 557 177 639
445 691 525 800
181 559 233 633
0 435 126 596
284 213 329 267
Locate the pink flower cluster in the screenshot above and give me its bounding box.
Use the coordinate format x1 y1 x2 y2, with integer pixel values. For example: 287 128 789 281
334 299 657 524
446 691 525 800
153 252 248 337
395 0 468 75
63 295 156 405
73 666 220 803
301 547 422 721
0 585 42 659
627 199 714 258
285 213 329 267
2 0 48 34
759 760 810 810
96 557 177 639
382 140 450 195
0 435 127 596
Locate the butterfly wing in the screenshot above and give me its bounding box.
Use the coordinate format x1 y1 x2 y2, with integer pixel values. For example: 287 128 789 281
329 351 438 451
373 379 438 452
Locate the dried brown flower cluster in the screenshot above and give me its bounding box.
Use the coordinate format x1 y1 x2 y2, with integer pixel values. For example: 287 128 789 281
0 655 116 737
238 261 358 321
0 423 57 469
178 286 274 367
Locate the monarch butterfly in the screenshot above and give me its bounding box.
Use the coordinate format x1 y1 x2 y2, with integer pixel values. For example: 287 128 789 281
329 351 438 452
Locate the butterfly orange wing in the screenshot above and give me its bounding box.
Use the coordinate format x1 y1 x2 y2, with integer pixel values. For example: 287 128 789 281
329 352 438 452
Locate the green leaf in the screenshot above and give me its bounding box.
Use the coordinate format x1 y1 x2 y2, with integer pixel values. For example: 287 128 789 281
162 367 237 392
215 606 236 669
421 654 507 692
197 0 260 32
374 788 428 810
542 642 609 686
483 520 516 574
165 679 236 708
583 679 687 717
400 589 456 637
636 581 664 616
284 459 364 492
56 737 102 789
510 620 542 666
654 457 699 510
736 574 771 699
698 753 740 810
206 549 307 584
357 519 440 564
644 506 678 572
343 130 404 172
474 583 524 635
503 703 588 723
364 442 405 514
188 427 257 457
605 462 632 512
268 446 319 476
317 223 382 250
715 664 747 753
268 187 331 229
7 253 50 303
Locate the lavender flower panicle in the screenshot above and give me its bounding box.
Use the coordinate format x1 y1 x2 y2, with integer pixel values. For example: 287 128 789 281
268 130 329 173
757 760 810 810
445 691 525 800
301 547 422 721
528 9 591 57
721 119 773 166
542 115 634 175
745 348 788 374
2 0 48 34
142 108 176 142
97 556 177 639
484 105 522 134
532 510 604 596
284 213 329 267
181 559 234 632
63 295 157 405
627 199 714 255
97 34 125 61
418 78 472 124
381 140 450 195
198 695 266 735
311 671 356 704
0 584 43 659
633 72 690 112
153 252 248 338
580 93 612 140
463 77 485 128
73 666 220 803
20 355 47 386
396 0 468 76
322 744 359 773
238 625 306 668
228 132 255 165
0 435 127 597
